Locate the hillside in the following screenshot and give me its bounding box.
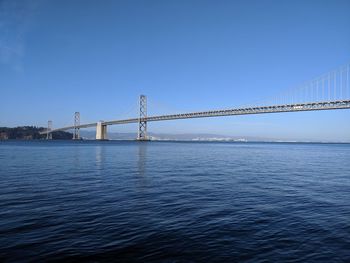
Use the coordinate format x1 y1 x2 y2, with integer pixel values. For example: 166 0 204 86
0 126 72 140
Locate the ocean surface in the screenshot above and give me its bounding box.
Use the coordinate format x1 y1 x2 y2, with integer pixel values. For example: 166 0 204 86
0 141 349 262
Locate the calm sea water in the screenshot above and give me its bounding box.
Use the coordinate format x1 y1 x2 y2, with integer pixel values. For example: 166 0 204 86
0 141 349 262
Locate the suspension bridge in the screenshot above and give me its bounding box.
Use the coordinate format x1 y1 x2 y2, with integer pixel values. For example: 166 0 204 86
41 63 350 140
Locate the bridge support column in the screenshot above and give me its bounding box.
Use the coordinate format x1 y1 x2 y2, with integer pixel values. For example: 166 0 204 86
73 112 80 140
47 120 52 140
137 95 149 141
96 122 108 140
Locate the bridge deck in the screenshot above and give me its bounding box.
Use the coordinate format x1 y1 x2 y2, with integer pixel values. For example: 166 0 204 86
42 100 350 134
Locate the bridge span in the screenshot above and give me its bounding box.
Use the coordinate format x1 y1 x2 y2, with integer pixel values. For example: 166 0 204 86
41 63 350 140
41 99 350 140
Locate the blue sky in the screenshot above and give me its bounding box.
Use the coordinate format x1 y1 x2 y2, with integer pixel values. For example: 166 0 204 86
1 0 349 141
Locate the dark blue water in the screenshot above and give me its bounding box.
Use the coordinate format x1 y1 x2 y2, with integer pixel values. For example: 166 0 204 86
0 141 349 262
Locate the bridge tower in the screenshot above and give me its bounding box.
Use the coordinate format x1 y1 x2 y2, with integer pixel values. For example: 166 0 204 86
73 112 80 140
47 120 52 140
137 95 148 141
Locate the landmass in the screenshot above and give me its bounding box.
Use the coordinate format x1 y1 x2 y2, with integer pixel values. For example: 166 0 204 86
0 126 72 140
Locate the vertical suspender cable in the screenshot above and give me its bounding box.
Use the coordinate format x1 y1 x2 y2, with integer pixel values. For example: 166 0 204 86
346 65 350 99
340 67 343 100
334 71 337 100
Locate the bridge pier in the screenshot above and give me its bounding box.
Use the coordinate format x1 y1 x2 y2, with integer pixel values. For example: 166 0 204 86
96 122 108 140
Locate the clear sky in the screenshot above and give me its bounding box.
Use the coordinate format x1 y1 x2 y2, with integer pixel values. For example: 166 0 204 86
1 0 349 141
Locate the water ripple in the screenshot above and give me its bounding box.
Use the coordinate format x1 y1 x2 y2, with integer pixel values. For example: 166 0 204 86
0 141 350 262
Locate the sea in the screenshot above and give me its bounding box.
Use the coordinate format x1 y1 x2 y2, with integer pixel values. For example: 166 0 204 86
0 140 349 262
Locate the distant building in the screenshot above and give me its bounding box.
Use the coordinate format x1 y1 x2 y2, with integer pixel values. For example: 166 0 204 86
0 132 8 140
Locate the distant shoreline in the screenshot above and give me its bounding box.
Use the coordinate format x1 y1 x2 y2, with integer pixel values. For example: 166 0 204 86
1 139 349 144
